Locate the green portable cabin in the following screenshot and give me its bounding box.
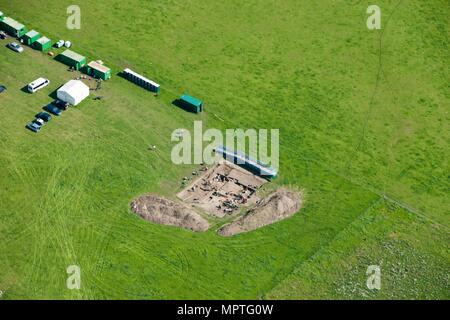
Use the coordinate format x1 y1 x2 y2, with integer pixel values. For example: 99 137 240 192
56 49 87 70
179 93 204 113
0 16 27 37
0 11 4 22
33 36 52 51
85 61 111 80
22 30 41 46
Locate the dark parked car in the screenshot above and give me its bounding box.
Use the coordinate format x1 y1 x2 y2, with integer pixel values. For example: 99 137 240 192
34 118 45 126
0 31 7 40
52 99 70 110
36 112 52 122
26 121 42 133
0 85 6 93
44 104 62 116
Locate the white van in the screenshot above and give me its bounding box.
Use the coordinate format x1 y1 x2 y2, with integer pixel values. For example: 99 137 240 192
28 78 50 93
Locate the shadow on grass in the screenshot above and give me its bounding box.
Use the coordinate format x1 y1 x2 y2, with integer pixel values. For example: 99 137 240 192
48 89 58 100
20 85 31 94
116 71 126 79
25 124 39 133
172 99 198 114
116 71 160 96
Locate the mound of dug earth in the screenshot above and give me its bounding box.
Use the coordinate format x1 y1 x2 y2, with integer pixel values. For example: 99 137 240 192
218 189 302 236
131 194 209 232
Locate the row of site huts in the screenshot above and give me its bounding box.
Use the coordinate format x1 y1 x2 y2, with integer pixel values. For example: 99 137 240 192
0 10 111 80
0 10 204 113
0 13 52 51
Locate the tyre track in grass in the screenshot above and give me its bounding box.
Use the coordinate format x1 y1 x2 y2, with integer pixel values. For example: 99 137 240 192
26 140 101 298
48 107 126 298
27 162 78 297
81 188 134 294
70 108 202 297
91 216 188 272
0 136 40 195
57 162 99 299
261 0 406 298
339 0 405 183
10 151 60 296
69 141 112 299
87 182 290 298
86 214 218 298
28 206 53 297
0 154 49 296
73 108 161 287
265 196 386 299
286 150 448 229
86 227 178 299
20 177 56 296
0 101 101 296
13 146 99 298
0 152 41 248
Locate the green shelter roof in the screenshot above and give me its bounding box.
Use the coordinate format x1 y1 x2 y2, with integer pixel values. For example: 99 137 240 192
88 61 110 74
61 49 86 62
25 30 40 38
2 16 25 31
181 94 203 107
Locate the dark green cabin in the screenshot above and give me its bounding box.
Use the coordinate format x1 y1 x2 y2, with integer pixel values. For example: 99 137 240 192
179 94 204 113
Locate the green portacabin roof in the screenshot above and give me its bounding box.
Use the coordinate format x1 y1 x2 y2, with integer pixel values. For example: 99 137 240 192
88 61 110 74
2 16 25 31
181 93 203 107
25 30 40 38
36 36 51 44
61 49 86 62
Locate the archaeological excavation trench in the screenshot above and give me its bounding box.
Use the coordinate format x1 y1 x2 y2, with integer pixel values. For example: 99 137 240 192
131 161 303 235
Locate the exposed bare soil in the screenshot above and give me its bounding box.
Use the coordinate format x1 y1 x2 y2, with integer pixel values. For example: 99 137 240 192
177 161 267 218
131 194 209 232
218 188 302 236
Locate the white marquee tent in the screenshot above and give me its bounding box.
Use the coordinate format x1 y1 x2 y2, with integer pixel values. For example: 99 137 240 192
57 80 89 106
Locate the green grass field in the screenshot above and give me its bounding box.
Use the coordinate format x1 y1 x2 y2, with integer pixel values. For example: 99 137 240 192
0 0 448 299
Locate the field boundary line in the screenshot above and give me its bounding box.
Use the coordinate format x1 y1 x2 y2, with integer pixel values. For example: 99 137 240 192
307 153 448 230
264 196 385 299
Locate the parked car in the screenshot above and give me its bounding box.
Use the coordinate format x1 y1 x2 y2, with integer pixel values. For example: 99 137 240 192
34 118 45 126
0 31 7 40
27 78 50 93
26 121 42 133
64 41 72 48
0 85 6 93
35 112 52 122
54 40 65 48
52 99 70 110
7 42 24 53
44 104 62 116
